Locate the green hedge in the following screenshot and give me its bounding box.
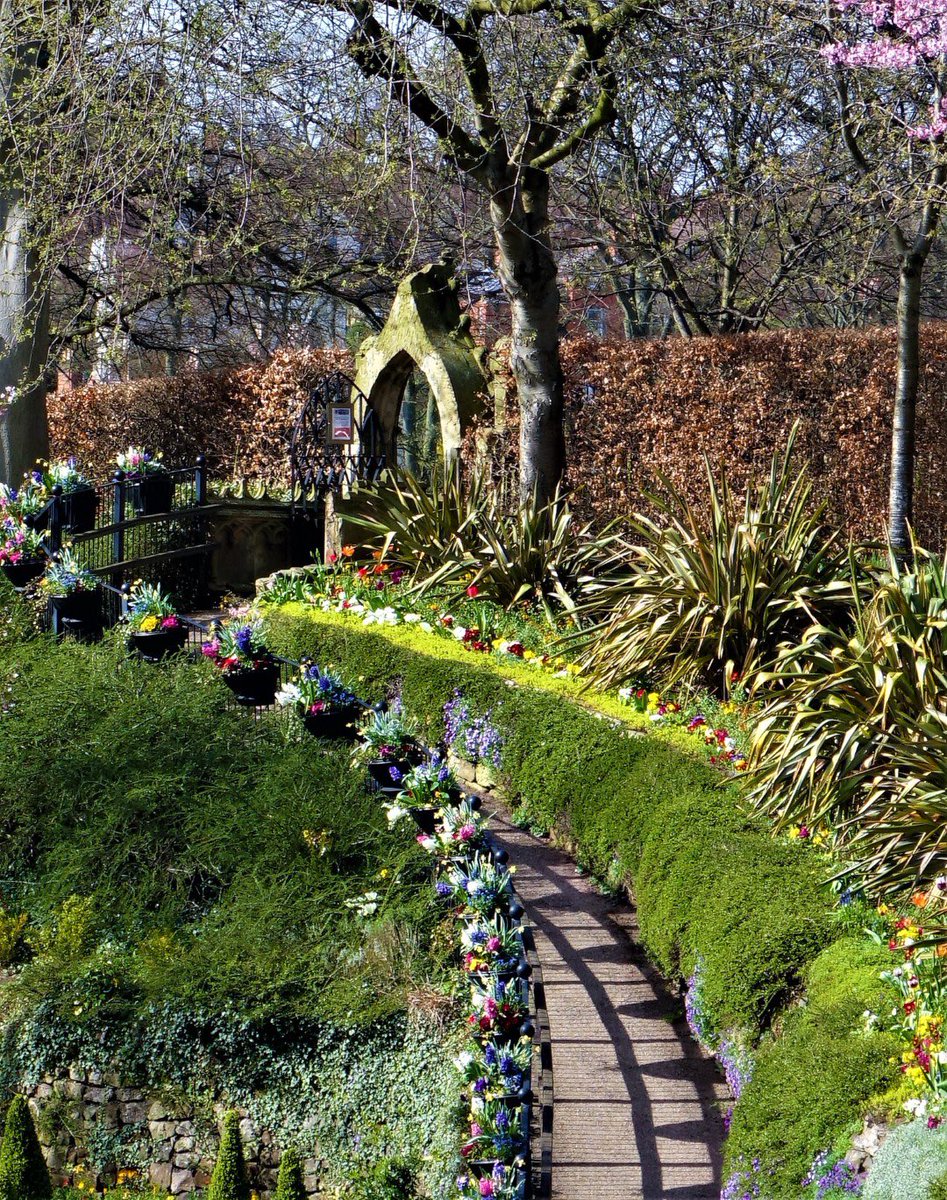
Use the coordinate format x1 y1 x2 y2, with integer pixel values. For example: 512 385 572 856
264 604 904 1193
265 605 835 1032
725 937 898 1198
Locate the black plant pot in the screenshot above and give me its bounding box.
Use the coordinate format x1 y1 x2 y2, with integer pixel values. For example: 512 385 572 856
60 486 98 534
367 758 413 787
130 473 174 516
303 706 361 740
409 806 440 835
223 662 280 706
51 590 102 641
0 557 45 589
129 624 188 662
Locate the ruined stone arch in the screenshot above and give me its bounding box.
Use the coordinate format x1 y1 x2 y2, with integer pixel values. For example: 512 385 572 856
353 261 489 463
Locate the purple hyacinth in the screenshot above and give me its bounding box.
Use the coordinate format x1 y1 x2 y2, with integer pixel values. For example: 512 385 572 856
235 625 254 655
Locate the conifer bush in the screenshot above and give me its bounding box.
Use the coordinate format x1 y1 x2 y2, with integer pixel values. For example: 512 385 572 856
207 1111 250 1200
0 1095 51 1200
273 1147 306 1200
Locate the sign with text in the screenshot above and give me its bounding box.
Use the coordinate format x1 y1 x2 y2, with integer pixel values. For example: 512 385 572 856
330 405 354 443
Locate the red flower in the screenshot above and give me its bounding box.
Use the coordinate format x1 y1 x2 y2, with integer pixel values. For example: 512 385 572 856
904 1000 917 1015
466 584 479 597
327 552 338 563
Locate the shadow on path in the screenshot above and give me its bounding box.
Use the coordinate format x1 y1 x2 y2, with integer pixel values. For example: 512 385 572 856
489 807 726 1200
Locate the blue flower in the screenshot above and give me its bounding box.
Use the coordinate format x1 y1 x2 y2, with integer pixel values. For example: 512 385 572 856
484 1043 498 1067
435 881 451 898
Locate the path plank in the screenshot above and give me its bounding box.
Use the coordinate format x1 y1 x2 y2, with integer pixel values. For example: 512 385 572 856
490 809 726 1200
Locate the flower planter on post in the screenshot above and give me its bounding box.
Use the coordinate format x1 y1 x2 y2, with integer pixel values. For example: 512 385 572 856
223 662 280 706
131 472 174 516
60 485 98 534
0 558 45 590
51 590 102 642
128 625 188 662
303 706 361 740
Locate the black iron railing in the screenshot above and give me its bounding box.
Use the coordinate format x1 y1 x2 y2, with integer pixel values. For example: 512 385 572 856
36 458 214 610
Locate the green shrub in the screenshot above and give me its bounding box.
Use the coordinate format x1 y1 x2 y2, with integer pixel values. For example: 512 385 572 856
928 1169 947 1200
863 1120 947 1200
273 1147 306 1200
207 1111 250 1200
263 605 838 1034
0 636 438 1025
0 1094 52 1200
725 937 898 1198
568 435 856 695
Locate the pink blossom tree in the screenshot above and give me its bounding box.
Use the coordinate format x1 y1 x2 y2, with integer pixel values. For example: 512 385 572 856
824 0 947 554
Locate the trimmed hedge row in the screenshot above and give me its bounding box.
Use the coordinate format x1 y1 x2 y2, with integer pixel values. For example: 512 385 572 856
263 603 899 1194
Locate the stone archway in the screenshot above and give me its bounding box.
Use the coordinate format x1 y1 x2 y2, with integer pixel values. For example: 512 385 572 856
353 260 488 463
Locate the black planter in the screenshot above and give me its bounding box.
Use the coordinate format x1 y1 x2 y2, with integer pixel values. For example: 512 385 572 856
303 706 361 740
51 589 102 641
129 624 188 662
0 557 45 589
61 486 98 534
409 806 440 835
223 662 279 706
130 473 174 516
367 758 413 787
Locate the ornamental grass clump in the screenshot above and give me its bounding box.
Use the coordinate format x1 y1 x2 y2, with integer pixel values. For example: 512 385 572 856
749 547 947 895
345 465 619 620
207 1111 250 1200
0 1094 52 1200
569 434 856 695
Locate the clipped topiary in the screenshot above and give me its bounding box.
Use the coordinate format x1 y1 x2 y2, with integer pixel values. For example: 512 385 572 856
0 1094 52 1200
207 1111 251 1200
273 1147 306 1200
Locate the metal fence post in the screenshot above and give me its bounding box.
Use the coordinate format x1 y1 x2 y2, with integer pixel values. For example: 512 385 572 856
49 485 63 554
111 471 125 589
195 455 207 506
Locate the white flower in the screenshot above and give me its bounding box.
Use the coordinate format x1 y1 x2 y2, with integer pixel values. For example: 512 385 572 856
385 804 408 826
618 687 633 703
417 835 436 852
466 879 483 894
344 890 380 918
364 606 399 626
275 682 302 707
453 626 468 641
905 1097 928 1116
420 621 434 633
455 1051 473 1070
404 613 421 624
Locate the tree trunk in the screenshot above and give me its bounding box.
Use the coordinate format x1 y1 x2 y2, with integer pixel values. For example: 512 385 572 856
0 3 50 484
490 167 564 506
889 256 923 558
0 192 50 484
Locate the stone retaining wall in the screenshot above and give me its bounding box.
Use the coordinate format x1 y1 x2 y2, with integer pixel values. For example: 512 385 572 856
24 1070 324 1197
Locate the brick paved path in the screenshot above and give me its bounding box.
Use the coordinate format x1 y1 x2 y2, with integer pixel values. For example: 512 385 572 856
490 808 726 1200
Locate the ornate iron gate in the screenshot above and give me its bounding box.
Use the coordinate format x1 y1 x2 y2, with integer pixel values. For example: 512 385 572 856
289 372 386 516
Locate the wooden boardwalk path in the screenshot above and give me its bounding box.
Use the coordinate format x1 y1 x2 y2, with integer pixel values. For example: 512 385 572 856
490 809 726 1200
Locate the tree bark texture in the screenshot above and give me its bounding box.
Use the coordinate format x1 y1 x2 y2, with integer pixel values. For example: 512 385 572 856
0 3 50 484
490 166 564 506
888 257 923 558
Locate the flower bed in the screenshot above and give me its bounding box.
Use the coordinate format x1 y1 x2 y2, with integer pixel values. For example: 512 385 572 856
356 697 536 1198
260 599 919 1198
